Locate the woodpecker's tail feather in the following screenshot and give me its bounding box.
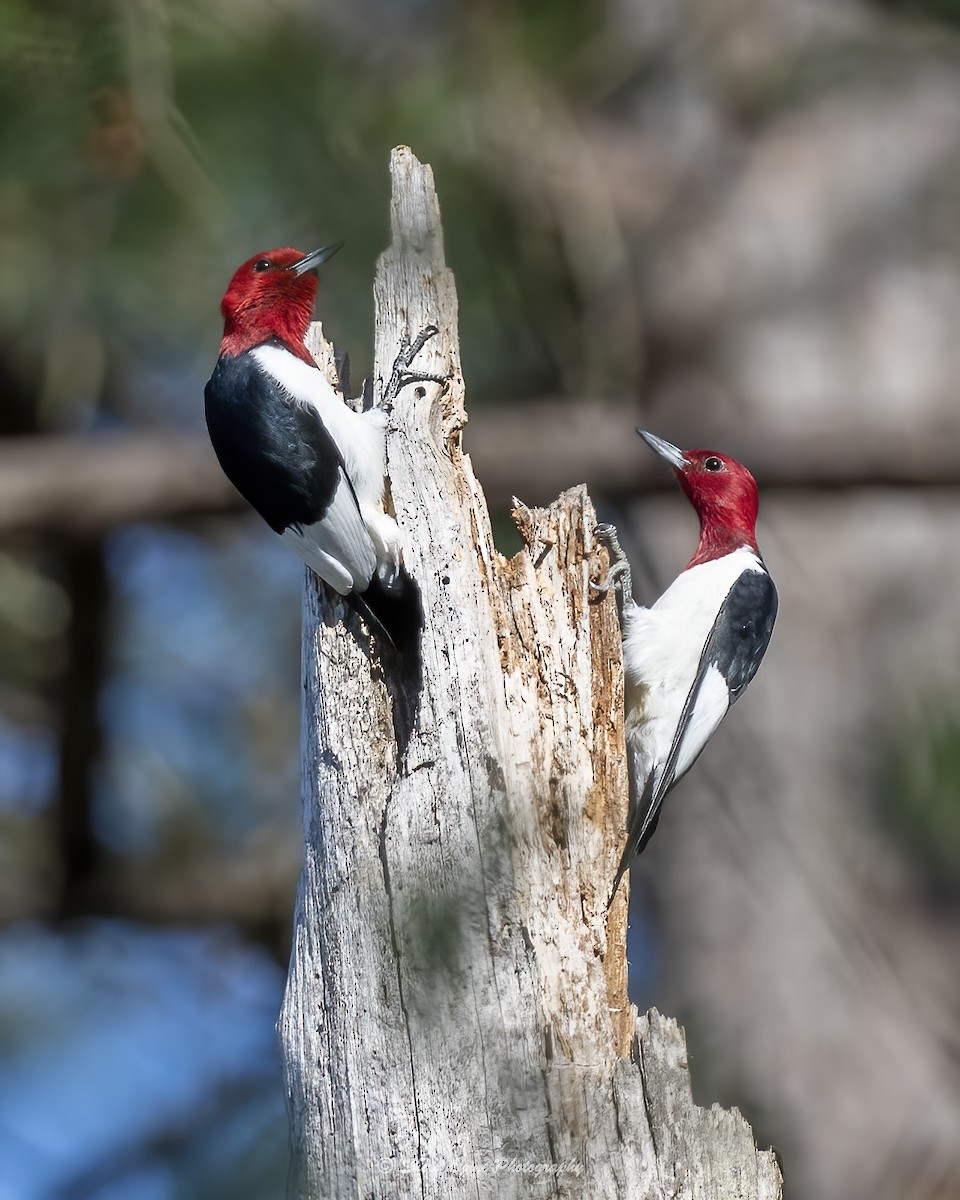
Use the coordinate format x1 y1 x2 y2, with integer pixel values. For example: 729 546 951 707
607 762 665 909
347 568 423 755
607 807 665 909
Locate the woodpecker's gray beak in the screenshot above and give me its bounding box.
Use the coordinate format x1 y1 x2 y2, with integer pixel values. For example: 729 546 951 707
637 429 689 469
291 242 344 276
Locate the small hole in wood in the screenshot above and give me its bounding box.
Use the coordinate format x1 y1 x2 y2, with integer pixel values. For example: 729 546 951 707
414 386 426 398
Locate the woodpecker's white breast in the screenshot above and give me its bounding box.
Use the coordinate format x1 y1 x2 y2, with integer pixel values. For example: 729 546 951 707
621 546 765 786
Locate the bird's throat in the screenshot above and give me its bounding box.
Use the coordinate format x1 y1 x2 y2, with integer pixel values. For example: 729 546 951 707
687 522 758 569
220 307 316 365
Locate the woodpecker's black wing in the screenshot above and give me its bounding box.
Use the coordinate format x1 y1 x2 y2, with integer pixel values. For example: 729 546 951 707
204 352 345 533
708 565 779 705
609 567 778 904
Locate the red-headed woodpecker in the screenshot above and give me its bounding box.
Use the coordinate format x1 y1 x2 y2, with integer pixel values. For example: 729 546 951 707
596 430 778 902
205 244 430 605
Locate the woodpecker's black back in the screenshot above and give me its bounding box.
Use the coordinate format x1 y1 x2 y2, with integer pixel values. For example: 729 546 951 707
204 349 344 534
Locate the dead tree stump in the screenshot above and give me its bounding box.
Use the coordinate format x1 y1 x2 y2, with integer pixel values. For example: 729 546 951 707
278 146 782 1200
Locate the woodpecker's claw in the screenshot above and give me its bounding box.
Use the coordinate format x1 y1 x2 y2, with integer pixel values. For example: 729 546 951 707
399 324 440 366
593 522 634 609
381 325 448 411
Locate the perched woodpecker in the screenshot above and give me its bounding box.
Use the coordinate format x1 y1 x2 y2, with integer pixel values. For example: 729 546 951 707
597 430 778 902
205 244 404 603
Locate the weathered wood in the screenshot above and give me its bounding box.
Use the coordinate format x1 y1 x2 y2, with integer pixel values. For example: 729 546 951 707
279 146 782 1200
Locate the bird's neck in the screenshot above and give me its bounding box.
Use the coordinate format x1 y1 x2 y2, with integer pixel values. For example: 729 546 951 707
220 306 315 366
687 521 759 570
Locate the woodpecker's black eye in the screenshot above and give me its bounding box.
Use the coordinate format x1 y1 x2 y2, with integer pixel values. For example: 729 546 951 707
704 456 723 472
253 258 271 272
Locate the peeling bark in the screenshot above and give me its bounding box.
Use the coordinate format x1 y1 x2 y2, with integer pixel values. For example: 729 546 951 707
278 146 782 1200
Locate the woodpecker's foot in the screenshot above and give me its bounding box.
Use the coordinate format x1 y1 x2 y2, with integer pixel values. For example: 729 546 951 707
593 522 634 608
381 325 447 411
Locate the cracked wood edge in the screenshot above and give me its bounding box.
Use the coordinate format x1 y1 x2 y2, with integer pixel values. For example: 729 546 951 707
279 146 782 1200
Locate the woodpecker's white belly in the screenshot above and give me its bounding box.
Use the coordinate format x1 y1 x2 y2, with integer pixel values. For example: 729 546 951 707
621 546 764 791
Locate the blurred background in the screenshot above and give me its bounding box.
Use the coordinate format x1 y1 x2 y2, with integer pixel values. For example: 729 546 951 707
1 0 959 1197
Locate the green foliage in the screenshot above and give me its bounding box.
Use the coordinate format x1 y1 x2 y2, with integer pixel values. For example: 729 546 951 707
876 704 960 894
875 0 960 27
0 0 614 432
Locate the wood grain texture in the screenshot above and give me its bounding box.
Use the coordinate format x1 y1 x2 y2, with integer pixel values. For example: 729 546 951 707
279 146 782 1200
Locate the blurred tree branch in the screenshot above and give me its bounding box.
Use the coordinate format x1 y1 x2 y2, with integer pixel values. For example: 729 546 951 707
2 415 960 544
87 852 295 964
0 432 241 538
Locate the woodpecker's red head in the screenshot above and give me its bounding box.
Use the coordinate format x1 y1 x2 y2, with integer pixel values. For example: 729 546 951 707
218 243 343 362
639 429 760 568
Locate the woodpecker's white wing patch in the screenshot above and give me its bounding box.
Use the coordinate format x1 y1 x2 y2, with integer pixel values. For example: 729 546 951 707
293 470 377 594
670 665 730 782
611 638 732 899
281 527 352 593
